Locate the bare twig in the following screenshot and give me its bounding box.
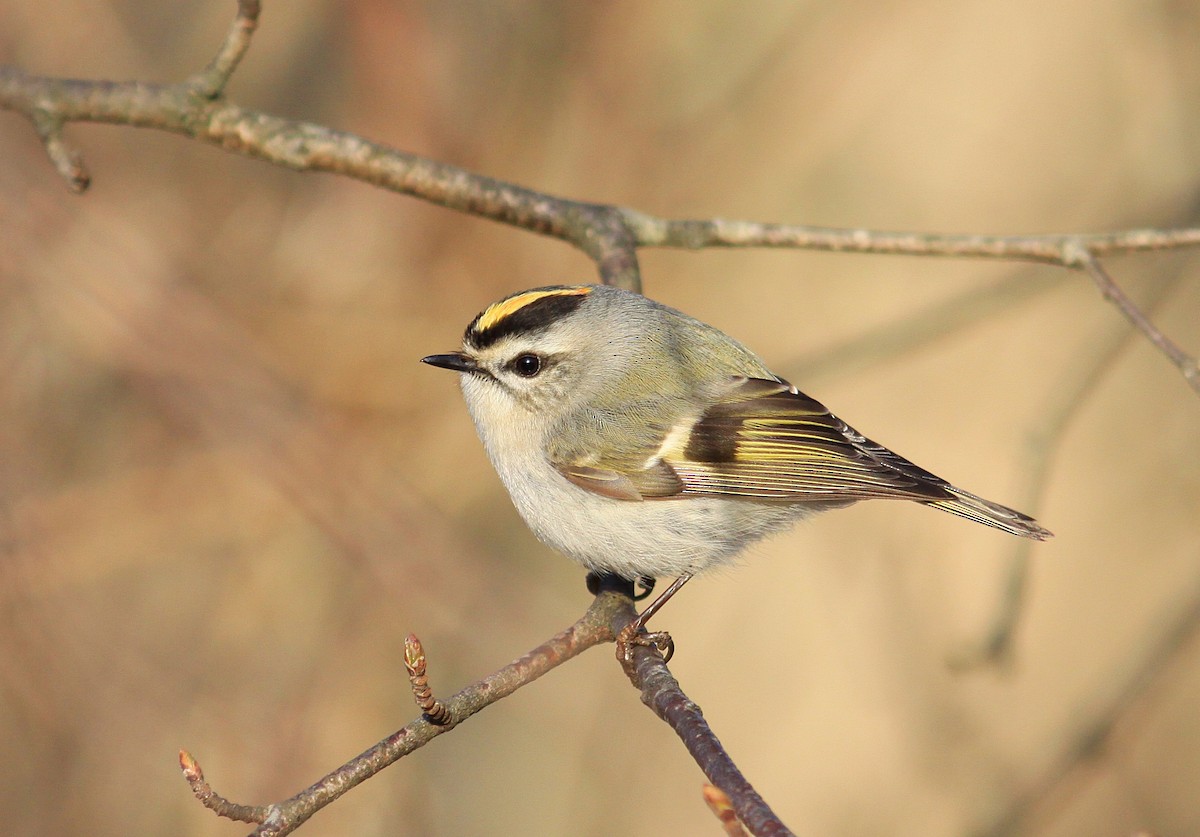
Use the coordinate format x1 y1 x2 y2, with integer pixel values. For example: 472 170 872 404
29 110 88 192
4 3 1200 385
1065 245 1200 394
180 589 626 835
0 6 645 293
626 212 1200 263
179 749 268 825
614 604 795 837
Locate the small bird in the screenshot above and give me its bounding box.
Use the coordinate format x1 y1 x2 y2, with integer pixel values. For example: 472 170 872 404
423 284 1050 649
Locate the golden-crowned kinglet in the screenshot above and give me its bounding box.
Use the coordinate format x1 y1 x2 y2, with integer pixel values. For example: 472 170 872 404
423 284 1050 604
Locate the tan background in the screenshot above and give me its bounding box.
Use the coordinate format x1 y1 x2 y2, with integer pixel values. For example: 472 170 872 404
2 2 1199 835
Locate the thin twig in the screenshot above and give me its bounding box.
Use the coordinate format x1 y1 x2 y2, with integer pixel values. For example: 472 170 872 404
178 589 624 836
1066 245 1200 393
29 111 88 192
185 0 262 98
178 749 269 825
614 605 796 837
176 577 791 837
7 61 1198 386
7 3 1200 337
625 212 1200 262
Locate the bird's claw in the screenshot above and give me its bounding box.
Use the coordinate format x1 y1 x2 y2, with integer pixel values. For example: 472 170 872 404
616 624 675 665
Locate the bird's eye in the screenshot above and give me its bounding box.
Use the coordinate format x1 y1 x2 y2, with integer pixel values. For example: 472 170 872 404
511 353 543 378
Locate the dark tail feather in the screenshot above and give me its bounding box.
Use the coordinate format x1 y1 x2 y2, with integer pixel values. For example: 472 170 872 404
925 487 1052 540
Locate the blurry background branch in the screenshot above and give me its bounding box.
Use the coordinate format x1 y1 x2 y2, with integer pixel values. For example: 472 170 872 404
976 571 1200 837
949 267 1188 670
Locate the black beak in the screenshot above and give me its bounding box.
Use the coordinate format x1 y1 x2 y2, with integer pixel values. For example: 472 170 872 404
421 352 478 373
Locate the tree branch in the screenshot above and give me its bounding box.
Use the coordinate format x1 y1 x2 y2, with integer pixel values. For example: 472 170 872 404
177 577 792 836
618 618 796 837
2 2 1200 392
180 589 623 835
1066 245 1200 393
625 211 1200 262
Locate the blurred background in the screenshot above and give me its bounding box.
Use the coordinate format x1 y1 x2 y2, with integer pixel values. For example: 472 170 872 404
2 1 1199 835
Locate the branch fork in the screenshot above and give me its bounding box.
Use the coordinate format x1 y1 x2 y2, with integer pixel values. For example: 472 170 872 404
176 580 793 836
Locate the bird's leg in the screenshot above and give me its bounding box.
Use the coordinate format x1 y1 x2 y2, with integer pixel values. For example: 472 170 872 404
586 572 655 601
616 573 693 665
585 571 615 596
633 575 657 601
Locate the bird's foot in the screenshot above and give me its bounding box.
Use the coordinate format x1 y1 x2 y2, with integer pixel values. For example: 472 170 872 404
615 623 675 666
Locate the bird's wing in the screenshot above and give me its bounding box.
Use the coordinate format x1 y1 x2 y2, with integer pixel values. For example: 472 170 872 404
553 376 953 504
552 376 1051 540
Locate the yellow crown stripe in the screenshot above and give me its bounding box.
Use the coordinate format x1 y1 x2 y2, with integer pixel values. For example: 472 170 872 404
476 286 593 332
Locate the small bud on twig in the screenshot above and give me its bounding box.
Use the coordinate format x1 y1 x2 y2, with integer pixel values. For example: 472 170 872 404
702 784 749 837
404 633 452 725
178 749 267 825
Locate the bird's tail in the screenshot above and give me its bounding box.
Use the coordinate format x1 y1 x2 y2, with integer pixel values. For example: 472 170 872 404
925 487 1052 540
